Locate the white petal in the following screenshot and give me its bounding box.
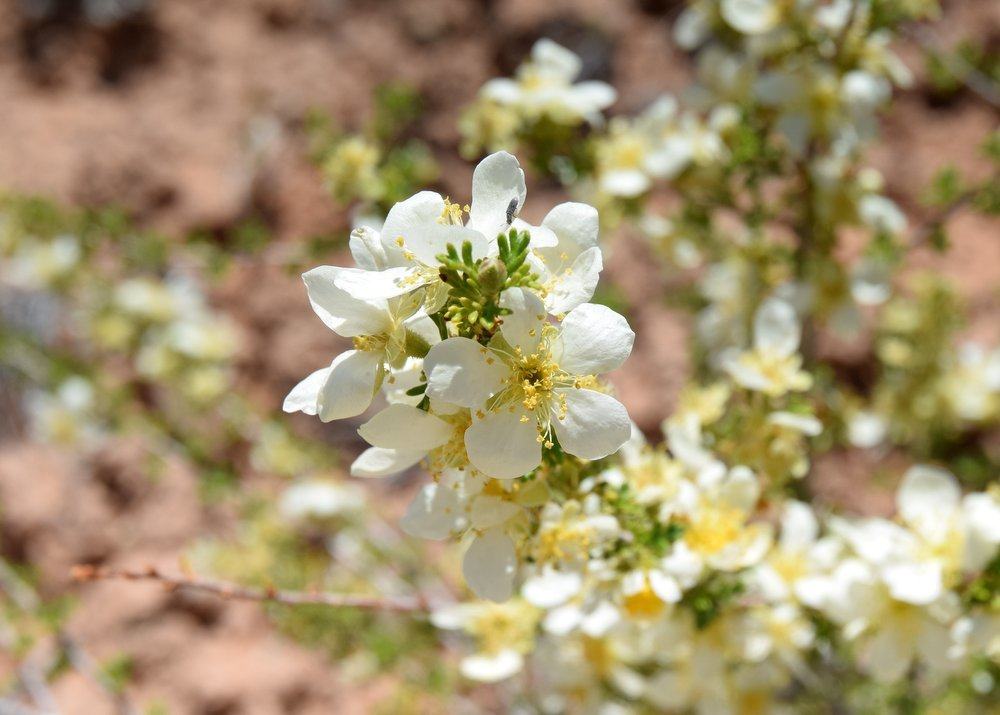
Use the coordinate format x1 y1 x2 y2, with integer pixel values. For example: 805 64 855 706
649 570 682 603
463 528 517 602
382 191 488 265
469 494 522 529
580 600 621 637
512 218 557 249
332 266 415 301
768 411 822 436
349 446 424 478
468 152 526 241
645 136 694 178
424 337 505 408
480 78 521 104
522 568 582 608
499 287 547 352
543 603 584 635
556 303 634 375
302 266 388 337
600 169 650 198
864 626 913 683
719 466 760 513
357 403 451 452
465 409 542 479
569 81 617 115
754 297 800 356
541 202 600 253
780 500 818 550
545 247 603 315
722 0 780 34
963 493 1000 571
400 483 459 539
532 39 582 79
460 649 523 682
552 389 631 461
897 465 959 528
349 226 389 270
883 561 944 605
317 350 381 421
282 366 330 415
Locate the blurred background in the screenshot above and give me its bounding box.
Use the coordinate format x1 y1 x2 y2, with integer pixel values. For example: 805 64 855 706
0 0 996 712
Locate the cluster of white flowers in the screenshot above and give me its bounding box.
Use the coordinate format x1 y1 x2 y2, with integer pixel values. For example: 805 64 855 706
24 376 103 448
593 94 729 200
285 151 636 601
434 423 999 710
481 40 617 127
679 0 912 155
460 40 616 160
287 175 999 702
104 276 239 403
0 232 82 290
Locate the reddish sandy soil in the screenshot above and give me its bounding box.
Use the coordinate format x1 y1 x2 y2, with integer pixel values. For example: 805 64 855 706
0 0 997 712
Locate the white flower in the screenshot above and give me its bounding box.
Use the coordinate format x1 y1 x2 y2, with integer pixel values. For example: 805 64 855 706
850 258 892 306
279 479 366 522
941 342 1000 422
672 465 772 572
723 298 812 396
594 117 656 197
821 557 963 683
893 466 1000 582
423 289 634 478
721 0 782 35
829 466 999 613
522 566 584 609
847 410 888 449
349 402 470 478
2 234 81 289
431 599 540 680
528 202 604 314
481 39 616 125
26 376 101 447
750 500 842 607
282 267 435 421
858 194 906 235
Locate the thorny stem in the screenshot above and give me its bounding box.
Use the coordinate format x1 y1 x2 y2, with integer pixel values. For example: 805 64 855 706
71 565 435 614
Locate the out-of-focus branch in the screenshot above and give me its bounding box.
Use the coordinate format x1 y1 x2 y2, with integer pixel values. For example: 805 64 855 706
71 565 432 613
0 561 140 715
904 25 1000 109
908 187 979 250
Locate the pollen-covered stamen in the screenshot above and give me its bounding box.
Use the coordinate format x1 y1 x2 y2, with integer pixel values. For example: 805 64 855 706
426 411 473 474
438 197 470 226
352 334 389 353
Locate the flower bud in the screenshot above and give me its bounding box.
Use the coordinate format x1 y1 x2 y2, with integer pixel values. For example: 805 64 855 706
477 258 508 297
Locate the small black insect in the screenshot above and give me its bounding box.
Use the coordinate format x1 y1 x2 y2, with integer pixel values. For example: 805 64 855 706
505 197 519 225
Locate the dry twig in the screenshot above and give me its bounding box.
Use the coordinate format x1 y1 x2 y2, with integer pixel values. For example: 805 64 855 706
71 565 432 614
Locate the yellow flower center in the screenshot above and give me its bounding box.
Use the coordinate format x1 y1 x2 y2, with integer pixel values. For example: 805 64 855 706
467 601 539 655
684 503 744 556
426 411 473 474
352 334 388 353
770 550 808 584
622 578 666 620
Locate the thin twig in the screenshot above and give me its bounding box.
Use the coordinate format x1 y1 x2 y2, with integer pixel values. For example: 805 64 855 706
55 636 140 715
908 188 978 250
0 561 140 715
71 565 432 614
904 25 1000 109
